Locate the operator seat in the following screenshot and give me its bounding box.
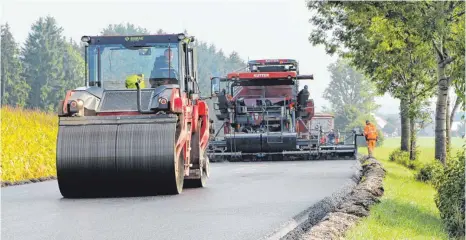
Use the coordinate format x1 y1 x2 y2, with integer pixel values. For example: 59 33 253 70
149 68 179 87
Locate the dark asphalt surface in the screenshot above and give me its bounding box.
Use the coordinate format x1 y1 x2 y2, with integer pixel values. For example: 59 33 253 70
2 160 359 240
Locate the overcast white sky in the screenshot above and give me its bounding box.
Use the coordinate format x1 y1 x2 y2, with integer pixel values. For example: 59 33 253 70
1 0 401 114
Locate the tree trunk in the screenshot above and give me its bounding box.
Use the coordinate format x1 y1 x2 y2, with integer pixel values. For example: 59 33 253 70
409 116 417 160
450 96 461 136
434 63 449 164
446 93 451 153
400 98 410 151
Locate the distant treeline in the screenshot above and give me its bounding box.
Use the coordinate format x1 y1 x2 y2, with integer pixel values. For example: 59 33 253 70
1 17 245 112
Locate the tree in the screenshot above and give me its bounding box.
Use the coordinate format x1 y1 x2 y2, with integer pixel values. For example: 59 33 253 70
62 38 85 91
447 16 465 150
306 1 439 161
227 51 245 72
383 122 396 135
21 16 69 112
1 23 30 107
100 23 150 36
193 41 246 97
323 58 379 131
415 1 465 163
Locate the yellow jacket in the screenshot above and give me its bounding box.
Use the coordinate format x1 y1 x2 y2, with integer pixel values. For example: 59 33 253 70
126 74 145 89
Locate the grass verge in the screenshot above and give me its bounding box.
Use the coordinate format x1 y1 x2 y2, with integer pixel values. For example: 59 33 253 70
1 106 58 182
343 137 463 240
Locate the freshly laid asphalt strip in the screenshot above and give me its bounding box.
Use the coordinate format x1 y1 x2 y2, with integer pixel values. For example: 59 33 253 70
2 160 360 240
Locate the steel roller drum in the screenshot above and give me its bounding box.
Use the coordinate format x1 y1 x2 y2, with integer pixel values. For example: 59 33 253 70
56 115 184 198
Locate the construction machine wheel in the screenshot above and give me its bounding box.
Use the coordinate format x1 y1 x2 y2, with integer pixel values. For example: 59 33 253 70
56 115 185 198
184 120 209 188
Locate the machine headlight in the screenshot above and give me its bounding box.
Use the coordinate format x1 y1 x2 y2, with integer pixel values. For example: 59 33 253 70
81 36 91 43
158 97 168 105
69 99 85 116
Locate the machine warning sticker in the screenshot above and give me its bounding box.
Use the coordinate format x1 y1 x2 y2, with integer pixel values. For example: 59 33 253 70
125 36 144 42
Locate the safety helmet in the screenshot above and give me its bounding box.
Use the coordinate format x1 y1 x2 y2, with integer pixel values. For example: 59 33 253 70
125 74 145 89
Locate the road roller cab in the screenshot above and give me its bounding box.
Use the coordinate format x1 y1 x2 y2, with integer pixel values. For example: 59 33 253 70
56 33 211 198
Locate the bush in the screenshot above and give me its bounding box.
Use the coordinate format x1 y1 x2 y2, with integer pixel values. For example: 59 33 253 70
434 151 465 238
415 161 444 183
389 149 406 162
1 106 58 182
388 149 419 170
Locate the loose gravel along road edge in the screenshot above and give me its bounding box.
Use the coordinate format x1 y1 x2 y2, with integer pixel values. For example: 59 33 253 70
1 176 57 187
271 156 386 240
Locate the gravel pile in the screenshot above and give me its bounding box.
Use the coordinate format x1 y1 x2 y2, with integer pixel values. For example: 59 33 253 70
1 176 57 187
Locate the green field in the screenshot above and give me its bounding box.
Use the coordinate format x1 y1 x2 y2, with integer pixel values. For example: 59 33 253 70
376 137 464 165
382 137 464 152
344 137 464 240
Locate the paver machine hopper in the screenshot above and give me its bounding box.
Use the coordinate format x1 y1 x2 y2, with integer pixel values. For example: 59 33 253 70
207 59 361 161
56 33 211 198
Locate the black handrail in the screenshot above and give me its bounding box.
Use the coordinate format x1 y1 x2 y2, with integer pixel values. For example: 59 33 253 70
135 81 154 114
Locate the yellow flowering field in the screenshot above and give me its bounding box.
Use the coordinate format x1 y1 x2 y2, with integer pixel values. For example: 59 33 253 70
1 106 58 182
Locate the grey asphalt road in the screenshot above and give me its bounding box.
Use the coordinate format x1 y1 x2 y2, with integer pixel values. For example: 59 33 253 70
1 160 359 240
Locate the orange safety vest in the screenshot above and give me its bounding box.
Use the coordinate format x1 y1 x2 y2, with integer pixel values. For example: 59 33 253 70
364 123 378 140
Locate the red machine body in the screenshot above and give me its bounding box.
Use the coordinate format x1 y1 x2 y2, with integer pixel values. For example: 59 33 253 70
208 58 361 161
56 33 211 198
208 59 321 161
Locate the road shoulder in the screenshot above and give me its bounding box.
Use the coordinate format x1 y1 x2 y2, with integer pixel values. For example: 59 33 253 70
278 156 386 240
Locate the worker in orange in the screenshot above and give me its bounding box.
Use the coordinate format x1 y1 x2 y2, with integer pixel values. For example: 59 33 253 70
364 120 378 157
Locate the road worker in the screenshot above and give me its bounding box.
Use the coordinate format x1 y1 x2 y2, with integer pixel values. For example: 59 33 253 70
154 48 175 69
296 85 310 118
327 129 335 144
364 120 378 157
297 85 310 107
150 48 178 86
125 74 145 89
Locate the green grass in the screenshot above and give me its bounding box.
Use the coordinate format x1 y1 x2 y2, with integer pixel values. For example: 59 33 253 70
382 137 465 149
344 137 464 240
381 137 465 165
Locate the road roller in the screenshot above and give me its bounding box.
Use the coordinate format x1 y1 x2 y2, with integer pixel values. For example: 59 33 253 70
207 59 362 162
56 33 211 198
